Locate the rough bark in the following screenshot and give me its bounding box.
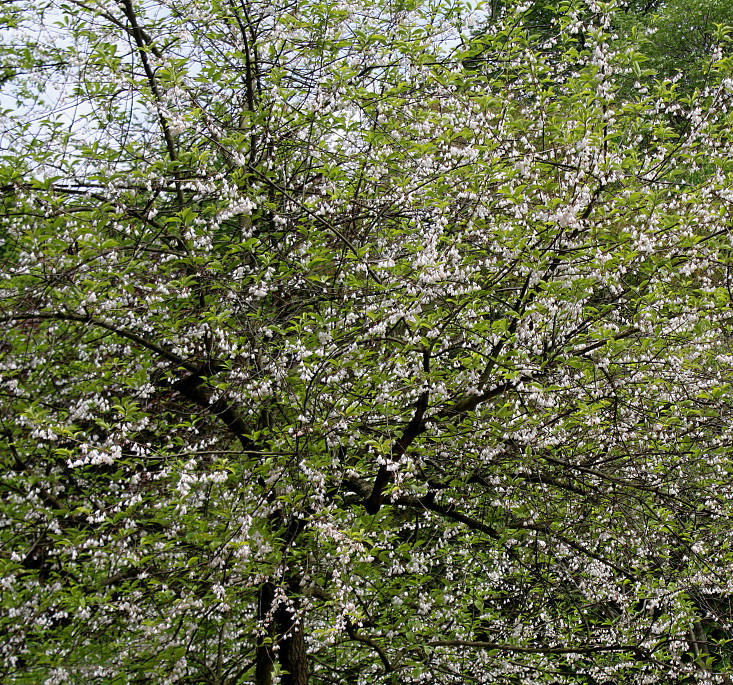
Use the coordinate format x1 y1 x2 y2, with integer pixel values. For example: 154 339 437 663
274 586 308 685
255 580 308 685
255 583 275 685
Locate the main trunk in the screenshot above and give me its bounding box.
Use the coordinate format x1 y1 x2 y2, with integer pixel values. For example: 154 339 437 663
274 587 308 685
255 581 308 685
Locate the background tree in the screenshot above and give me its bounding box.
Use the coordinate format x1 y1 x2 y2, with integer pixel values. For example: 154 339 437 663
619 0 733 92
4 0 733 683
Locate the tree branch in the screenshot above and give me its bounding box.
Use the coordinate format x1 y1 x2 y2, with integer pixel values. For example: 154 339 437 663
426 640 651 657
345 620 394 674
365 351 430 513
1 311 254 450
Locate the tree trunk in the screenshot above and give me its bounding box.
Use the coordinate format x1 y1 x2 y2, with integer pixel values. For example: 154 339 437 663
255 580 308 685
274 587 308 685
255 583 275 685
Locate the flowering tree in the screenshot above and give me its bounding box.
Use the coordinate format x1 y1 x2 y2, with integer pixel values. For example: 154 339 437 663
3 0 733 682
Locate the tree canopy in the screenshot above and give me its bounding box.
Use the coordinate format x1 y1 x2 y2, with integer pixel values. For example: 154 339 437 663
4 0 733 683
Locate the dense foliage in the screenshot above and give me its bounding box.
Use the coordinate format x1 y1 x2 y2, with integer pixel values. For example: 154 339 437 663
620 0 733 92
4 0 733 683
